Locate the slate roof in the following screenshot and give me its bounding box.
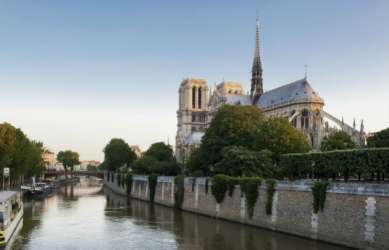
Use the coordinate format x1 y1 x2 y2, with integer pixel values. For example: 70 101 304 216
257 78 324 109
223 78 324 109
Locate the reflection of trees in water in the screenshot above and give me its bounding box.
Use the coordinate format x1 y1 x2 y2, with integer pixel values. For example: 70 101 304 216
103 187 346 250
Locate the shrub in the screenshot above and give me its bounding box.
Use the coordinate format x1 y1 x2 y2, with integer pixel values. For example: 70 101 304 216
280 148 389 181
265 179 276 215
148 174 158 203
239 177 262 219
117 174 121 186
312 181 329 213
211 175 230 203
174 175 185 209
126 173 133 195
205 178 209 194
227 177 239 197
191 177 196 192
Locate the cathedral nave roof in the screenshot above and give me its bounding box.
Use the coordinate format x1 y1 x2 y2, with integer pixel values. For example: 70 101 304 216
257 78 324 109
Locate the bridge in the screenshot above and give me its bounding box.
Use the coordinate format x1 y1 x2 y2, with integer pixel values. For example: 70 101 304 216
43 170 104 179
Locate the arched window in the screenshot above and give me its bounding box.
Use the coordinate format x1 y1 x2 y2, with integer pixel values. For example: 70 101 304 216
301 109 309 129
198 87 202 109
192 87 196 109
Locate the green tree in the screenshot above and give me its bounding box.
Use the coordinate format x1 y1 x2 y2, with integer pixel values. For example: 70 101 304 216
259 117 311 160
188 105 310 176
198 105 265 171
144 142 175 162
367 128 389 148
132 155 157 174
132 142 180 175
103 138 137 172
57 150 80 177
215 146 274 177
0 123 45 186
321 131 356 151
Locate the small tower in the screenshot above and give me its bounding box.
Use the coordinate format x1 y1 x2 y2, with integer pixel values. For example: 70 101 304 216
175 78 209 163
251 18 264 104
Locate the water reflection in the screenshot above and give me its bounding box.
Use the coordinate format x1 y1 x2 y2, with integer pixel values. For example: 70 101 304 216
103 188 348 250
8 178 350 250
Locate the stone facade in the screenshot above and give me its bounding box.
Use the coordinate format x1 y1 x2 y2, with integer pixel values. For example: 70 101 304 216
105 174 389 250
175 78 209 163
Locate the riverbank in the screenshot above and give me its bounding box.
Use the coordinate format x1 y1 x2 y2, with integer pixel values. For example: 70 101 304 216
104 173 389 250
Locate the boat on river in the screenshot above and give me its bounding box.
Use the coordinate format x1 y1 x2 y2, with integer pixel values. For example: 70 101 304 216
0 191 23 246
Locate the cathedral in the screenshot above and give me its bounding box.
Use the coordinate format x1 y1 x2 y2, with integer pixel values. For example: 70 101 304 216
175 20 366 164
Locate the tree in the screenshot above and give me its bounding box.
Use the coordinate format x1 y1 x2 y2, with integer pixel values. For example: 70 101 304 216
132 155 157 174
144 142 175 162
259 117 311 160
215 146 274 177
57 150 80 177
189 105 310 176
103 138 137 172
132 142 180 175
198 105 265 171
367 128 389 148
0 123 44 186
321 131 356 151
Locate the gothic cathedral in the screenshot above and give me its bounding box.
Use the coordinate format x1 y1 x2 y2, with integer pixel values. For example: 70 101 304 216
175 20 366 164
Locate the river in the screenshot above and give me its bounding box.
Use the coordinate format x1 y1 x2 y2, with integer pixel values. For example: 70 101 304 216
7 177 350 250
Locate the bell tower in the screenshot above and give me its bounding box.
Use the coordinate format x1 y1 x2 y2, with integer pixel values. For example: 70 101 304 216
175 78 209 163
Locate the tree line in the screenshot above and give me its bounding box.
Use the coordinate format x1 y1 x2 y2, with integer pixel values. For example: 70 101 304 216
100 138 179 175
0 122 44 187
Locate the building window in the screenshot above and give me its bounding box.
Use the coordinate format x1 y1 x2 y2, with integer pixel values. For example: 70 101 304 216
301 109 309 129
292 117 297 127
192 86 196 109
192 114 196 122
198 87 202 109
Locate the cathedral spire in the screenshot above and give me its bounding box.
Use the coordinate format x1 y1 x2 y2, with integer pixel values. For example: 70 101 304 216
251 18 264 104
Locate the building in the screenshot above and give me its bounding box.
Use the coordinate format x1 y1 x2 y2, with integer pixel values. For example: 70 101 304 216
130 145 143 158
42 148 56 169
175 20 366 164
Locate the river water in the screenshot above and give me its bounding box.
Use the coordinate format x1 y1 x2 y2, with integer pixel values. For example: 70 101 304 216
8 178 350 250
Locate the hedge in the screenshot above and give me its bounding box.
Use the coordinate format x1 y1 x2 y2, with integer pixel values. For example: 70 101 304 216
280 148 389 181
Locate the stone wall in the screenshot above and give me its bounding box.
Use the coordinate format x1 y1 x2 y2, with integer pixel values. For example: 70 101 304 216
104 174 389 250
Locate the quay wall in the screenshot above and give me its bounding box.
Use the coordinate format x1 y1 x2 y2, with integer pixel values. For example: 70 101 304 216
104 173 389 250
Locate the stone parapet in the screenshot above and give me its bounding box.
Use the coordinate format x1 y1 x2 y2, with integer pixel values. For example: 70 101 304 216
104 174 389 250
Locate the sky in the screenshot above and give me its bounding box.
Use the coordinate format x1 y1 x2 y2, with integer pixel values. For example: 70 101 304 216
0 0 388 161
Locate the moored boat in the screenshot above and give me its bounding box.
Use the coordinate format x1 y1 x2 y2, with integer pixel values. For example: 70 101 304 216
0 191 23 246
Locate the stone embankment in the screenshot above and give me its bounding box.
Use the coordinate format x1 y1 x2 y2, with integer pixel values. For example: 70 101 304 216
104 174 389 250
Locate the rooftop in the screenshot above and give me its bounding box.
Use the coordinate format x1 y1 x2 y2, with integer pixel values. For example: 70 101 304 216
257 78 324 108
221 78 324 109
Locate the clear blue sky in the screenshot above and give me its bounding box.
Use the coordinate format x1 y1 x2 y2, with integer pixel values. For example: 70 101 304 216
0 0 388 161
